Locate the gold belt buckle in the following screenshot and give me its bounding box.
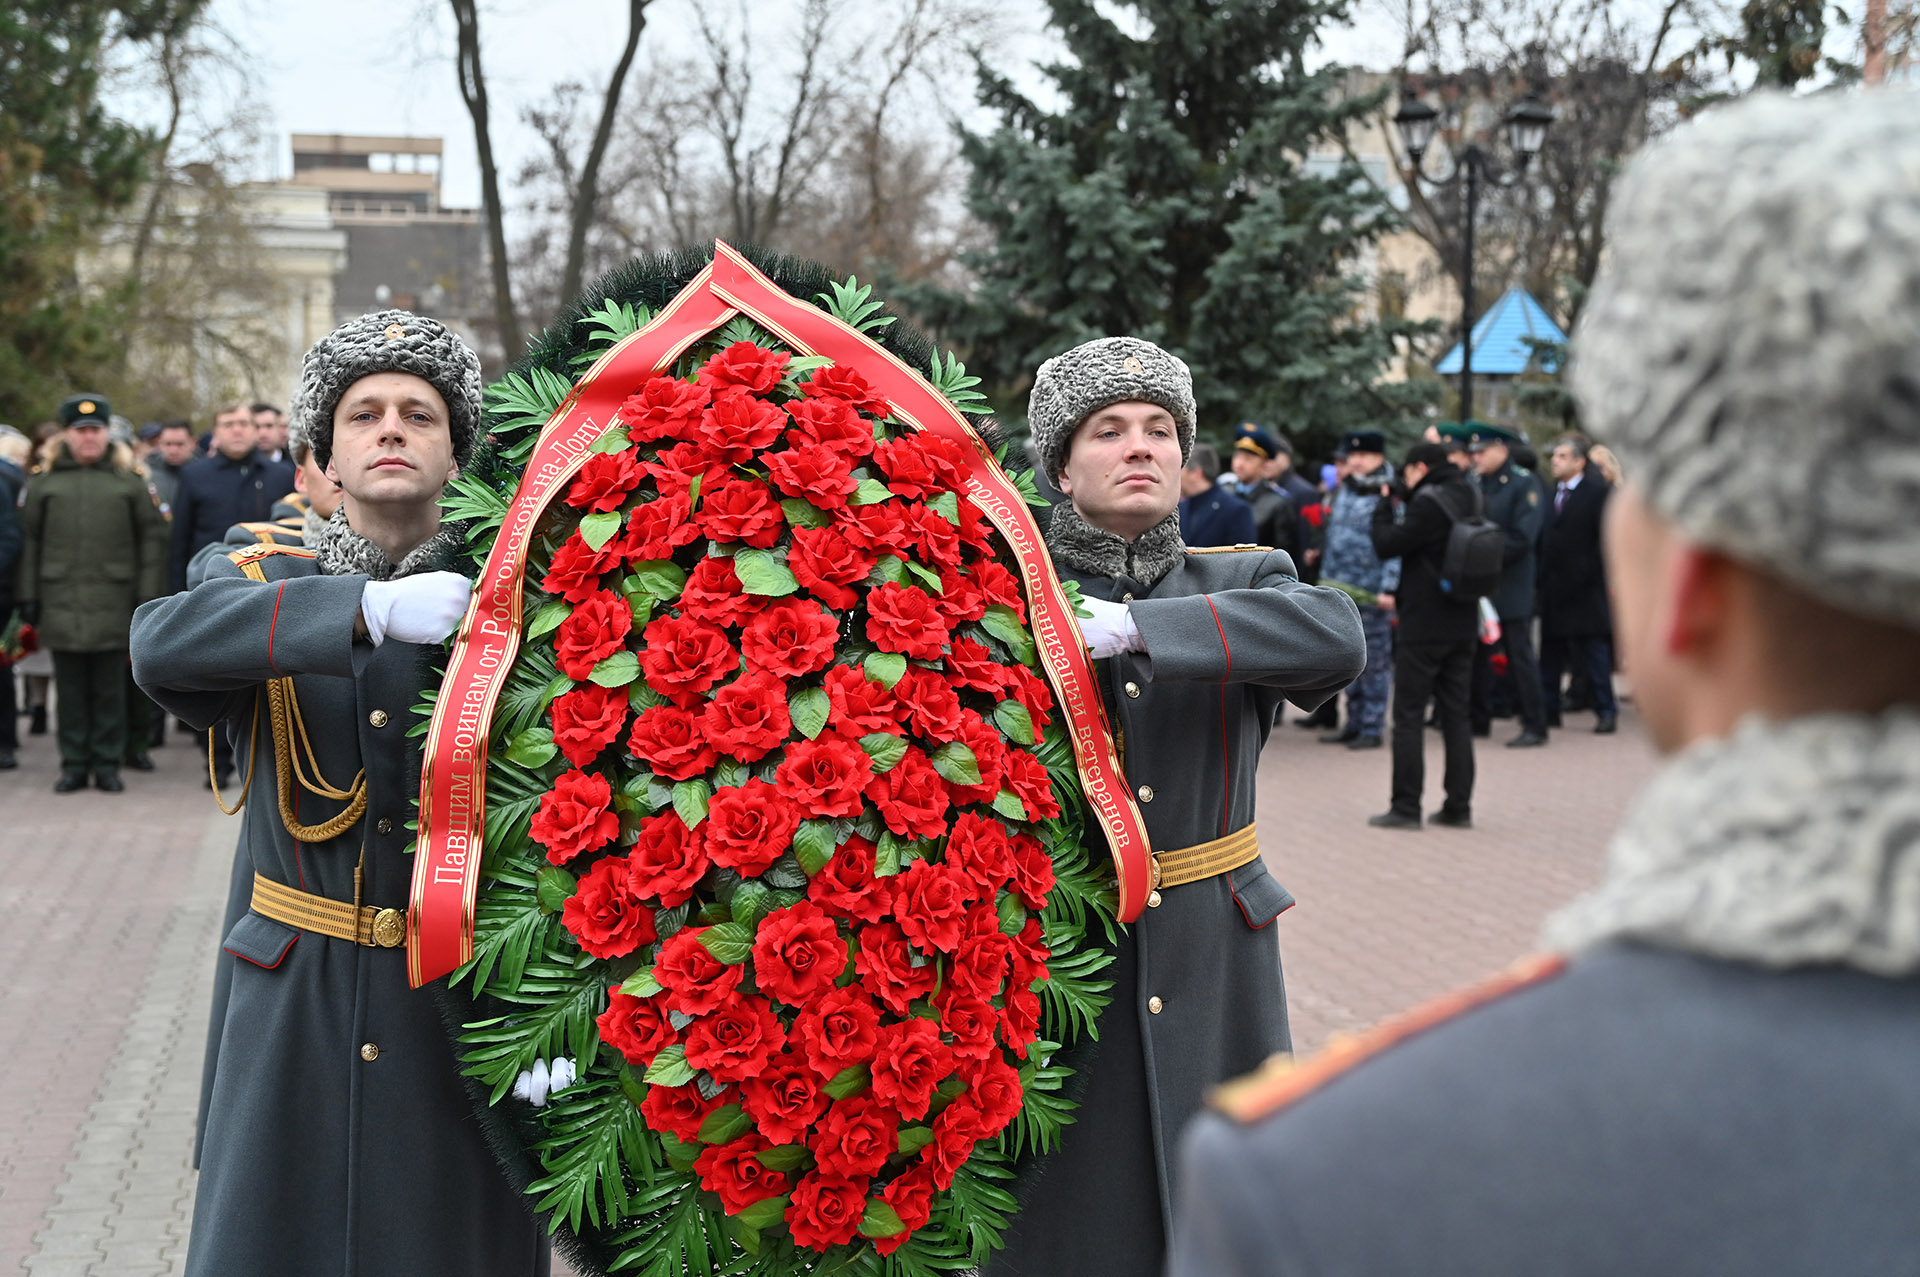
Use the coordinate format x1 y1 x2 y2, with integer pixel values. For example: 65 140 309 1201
370 908 406 948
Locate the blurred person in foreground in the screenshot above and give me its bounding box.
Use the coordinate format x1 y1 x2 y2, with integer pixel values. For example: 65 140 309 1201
1168 89 1920 1276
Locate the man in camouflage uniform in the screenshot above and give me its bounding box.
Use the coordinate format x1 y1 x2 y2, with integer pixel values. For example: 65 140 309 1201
1315 430 1397 749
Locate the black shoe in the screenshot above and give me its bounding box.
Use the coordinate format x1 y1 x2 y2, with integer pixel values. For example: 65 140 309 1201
122 754 155 772
1368 809 1422 830
1471 724 1491 739
93 770 125 793
1545 714 1563 729
1594 715 1618 734
1318 726 1359 745
1506 731 1549 748
1295 711 1338 730
54 770 88 793
1347 735 1383 750
29 707 47 735
1429 807 1472 828
0 748 14 770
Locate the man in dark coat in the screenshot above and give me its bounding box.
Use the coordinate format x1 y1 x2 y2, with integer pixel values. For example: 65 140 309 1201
990 336 1365 1277
1468 425 1549 746
1537 432 1616 732
1367 442 1480 829
1177 442 1258 547
1168 90 1920 1277
132 310 547 1277
167 400 295 592
1222 425 1301 562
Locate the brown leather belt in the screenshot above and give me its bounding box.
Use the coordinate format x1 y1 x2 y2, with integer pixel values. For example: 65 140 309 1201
1154 823 1261 889
251 872 408 948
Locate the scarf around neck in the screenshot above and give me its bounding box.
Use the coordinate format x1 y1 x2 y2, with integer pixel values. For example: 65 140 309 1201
1544 708 1920 976
312 506 460 582
1044 500 1186 589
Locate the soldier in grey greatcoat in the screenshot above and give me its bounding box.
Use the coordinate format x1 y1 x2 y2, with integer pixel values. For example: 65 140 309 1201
989 337 1365 1277
1169 89 1920 1277
1315 431 1397 749
132 310 548 1276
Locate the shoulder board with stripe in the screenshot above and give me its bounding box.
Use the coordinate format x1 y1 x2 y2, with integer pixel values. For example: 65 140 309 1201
1187 543 1273 556
1208 952 1567 1124
237 521 302 544
226 541 318 566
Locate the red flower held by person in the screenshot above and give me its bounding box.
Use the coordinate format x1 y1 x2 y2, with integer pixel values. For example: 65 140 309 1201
562 855 657 959
531 769 619 865
751 900 847 1006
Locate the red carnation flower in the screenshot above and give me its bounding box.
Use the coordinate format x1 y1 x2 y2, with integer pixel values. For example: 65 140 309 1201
936 989 999 1061
695 1135 790 1214
1002 748 1062 820
565 448 645 512
767 442 858 509
1009 831 1057 910
561 855 657 959
822 665 901 738
869 1018 954 1121
773 734 872 819
853 921 938 1016
804 837 885 924
786 395 875 457
655 926 746 1017
892 859 975 955
627 703 720 781
678 556 766 629
864 746 949 839
750 900 847 1007
803 363 890 417
894 667 965 740
698 341 790 394
683 991 784 1084
739 1049 828 1147
531 769 619 865
1001 983 1043 1057
639 1078 730 1143
550 682 628 768
554 590 631 679
791 984 882 1080
625 812 709 908
785 1171 869 1253
740 599 838 679
618 375 711 443
703 778 800 876
963 1052 1025 1134
865 583 950 661
944 813 1015 895
620 492 701 562
702 672 792 763
809 1094 899 1179
597 989 677 1065
877 1163 936 1256
788 524 876 611
541 534 617 604
640 614 737 709
696 474 785 548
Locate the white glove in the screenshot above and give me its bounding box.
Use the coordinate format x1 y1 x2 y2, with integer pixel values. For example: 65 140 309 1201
512 1056 576 1108
360 572 472 646
1079 596 1143 659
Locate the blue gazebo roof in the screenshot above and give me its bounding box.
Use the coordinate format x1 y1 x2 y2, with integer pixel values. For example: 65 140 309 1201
1436 288 1567 376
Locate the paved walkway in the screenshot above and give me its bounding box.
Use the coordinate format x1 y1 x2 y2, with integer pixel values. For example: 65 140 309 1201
0 701 1658 1273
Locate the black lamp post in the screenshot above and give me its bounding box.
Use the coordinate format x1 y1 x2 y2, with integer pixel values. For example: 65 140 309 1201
1394 89 1554 423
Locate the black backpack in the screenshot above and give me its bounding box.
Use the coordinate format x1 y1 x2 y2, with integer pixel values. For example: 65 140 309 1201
1420 484 1504 600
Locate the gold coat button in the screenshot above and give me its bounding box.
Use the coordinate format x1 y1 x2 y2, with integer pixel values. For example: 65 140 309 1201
1124 681 1141 699
360 1043 380 1061
1138 785 1154 803
1147 996 1164 1014
369 710 389 728
376 817 393 835
1147 890 1163 908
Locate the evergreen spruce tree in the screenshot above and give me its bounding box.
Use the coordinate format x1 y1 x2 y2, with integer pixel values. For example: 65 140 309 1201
927 0 1433 455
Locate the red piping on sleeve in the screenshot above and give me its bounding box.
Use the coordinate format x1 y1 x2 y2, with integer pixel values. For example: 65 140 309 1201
266 581 287 676
1204 595 1231 837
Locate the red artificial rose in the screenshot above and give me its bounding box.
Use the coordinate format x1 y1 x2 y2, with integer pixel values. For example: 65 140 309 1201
678 556 766 629
566 448 645 512
785 1171 869 1252
943 712 1009 807
1000 984 1043 1057
627 703 720 781
531 769 619 865
791 985 883 1080
971 559 1025 619
773 735 872 819
892 859 975 955
1001 665 1055 735
876 1162 936 1256
870 436 950 501
926 1098 983 1189
936 989 999 1061
655 926 746 1017
894 667 964 740
740 599 838 680
944 812 1014 896
697 389 791 466
809 1095 899 1179
702 672 792 763
963 1053 1024 1135
788 524 876 611
869 1018 954 1121
703 778 801 875
551 682 628 768
618 375 711 443
806 835 889 923
696 474 786 548
864 746 949 839
562 855 657 959
865 583 951 661
684 991 784 1084
542 534 617 604
934 565 987 624
698 341 790 395
767 442 858 509
941 638 1008 696
905 505 963 571
640 614 737 708
853 921 938 1016
644 441 729 496
1002 748 1062 820
1009 916 1051 989
954 495 994 551
838 500 915 557
695 1135 791 1214
640 1079 732 1143
625 811 709 907
739 1049 828 1146
554 590 632 679
597 989 677 1065
619 492 701 562
803 363 890 417
786 395 875 458
946 922 1010 1001
1009 831 1057 910
822 665 901 737
751 900 847 1007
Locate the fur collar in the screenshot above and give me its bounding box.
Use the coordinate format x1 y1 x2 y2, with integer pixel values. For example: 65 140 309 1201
1045 501 1186 588
312 506 461 581
1544 709 1920 975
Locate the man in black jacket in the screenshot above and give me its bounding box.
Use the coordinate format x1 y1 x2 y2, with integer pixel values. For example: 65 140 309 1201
1537 433 1616 733
1367 442 1480 829
1469 425 1549 746
168 401 295 593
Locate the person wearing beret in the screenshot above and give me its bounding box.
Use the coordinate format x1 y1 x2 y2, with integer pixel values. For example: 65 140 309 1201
991 336 1365 1277
1468 424 1550 746
1169 89 1920 1277
133 312 547 1276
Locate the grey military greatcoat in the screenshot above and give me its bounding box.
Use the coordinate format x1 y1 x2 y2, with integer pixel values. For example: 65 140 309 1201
131 548 545 1277
991 538 1364 1277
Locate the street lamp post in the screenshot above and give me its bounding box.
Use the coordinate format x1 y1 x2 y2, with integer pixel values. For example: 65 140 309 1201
1394 90 1555 423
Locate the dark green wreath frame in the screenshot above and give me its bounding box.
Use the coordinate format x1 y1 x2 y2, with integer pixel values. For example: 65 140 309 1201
411 244 1121 1277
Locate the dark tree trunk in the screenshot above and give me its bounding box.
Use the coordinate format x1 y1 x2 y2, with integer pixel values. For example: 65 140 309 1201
452 0 521 356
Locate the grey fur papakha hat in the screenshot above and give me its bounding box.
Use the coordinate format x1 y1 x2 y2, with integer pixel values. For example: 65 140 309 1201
1570 89 1920 629
1027 336 1196 481
291 309 483 470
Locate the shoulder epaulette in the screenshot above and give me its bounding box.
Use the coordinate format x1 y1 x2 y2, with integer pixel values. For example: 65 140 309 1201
280 493 310 515
1187 543 1273 556
236 521 302 545
1208 952 1566 1124
227 541 319 566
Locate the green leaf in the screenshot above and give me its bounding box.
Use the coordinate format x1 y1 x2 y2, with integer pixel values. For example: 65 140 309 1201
896 1125 935 1157
686 472 704 512
849 478 893 506
981 604 1038 666
874 832 903 878
929 349 990 413
579 510 622 551
696 1101 753 1145
991 789 1029 822
823 1064 871 1100
929 741 981 786
618 965 662 997
625 592 653 628
779 497 832 528
526 599 570 639
815 276 896 334
867 555 908 587
731 881 773 927
858 732 907 773
755 1144 810 1172
997 892 1029 936
763 854 808 890
787 686 830 741
536 865 576 914
589 650 639 688
588 425 631 454
644 1044 695 1087
732 547 799 597
792 818 838 875
858 1200 907 1240
697 920 754 964
672 778 711 828
929 490 960 524
505 726 558 768
625 559 686 603
993 699 1036 746
628 682 668 712
864 651 907 690
905 559 944 594
732 1194 790 1230
713 757 750 790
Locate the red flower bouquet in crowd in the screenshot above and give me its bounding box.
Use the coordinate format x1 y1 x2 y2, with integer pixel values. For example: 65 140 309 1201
438 259 1115 1276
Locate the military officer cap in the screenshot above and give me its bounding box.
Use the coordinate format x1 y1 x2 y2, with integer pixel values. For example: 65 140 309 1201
58 394 111 427
1468 423 1523 450
1233 424 1283 459
290 309 483 472
1341 429 1387 455
1435 421 1475 453
1028 336 1197 482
